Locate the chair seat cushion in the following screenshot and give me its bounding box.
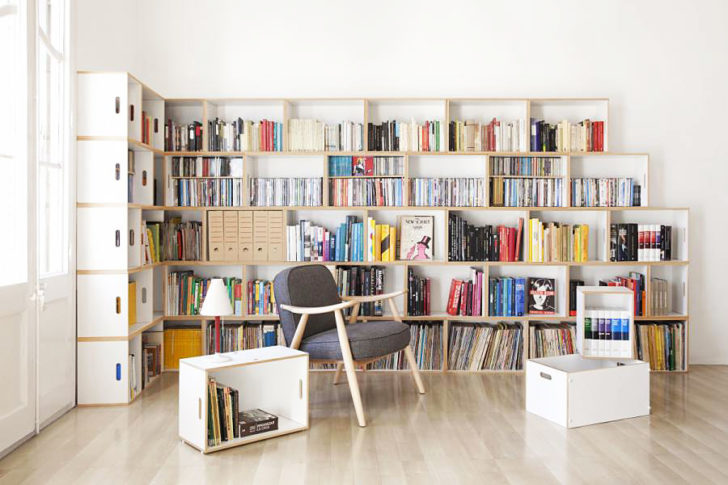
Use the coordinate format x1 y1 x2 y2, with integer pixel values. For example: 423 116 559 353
300 321 411 361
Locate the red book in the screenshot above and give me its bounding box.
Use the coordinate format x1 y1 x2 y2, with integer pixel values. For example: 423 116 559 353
425 278 431 315
499 226 507 262
447 279 461 316
247 281 254 314
515 217 523 261
507 227 516 262
459 281 469 316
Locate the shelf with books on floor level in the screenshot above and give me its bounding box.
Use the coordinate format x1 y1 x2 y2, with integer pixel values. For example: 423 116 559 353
76 72 689 395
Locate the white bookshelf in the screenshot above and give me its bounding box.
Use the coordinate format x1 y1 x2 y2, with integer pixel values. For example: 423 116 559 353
76 72 690 406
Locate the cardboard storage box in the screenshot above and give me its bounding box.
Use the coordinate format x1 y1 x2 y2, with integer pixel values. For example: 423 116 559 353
526 354 650 428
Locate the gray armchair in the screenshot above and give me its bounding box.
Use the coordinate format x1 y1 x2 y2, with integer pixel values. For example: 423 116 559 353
274 265 425 427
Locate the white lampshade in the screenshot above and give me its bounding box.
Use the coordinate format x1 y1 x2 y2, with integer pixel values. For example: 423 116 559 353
200 278 234 316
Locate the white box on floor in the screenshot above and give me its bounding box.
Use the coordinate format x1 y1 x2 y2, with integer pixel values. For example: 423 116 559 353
526 354 649 428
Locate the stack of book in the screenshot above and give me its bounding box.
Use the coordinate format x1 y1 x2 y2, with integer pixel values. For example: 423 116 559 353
207 118 282 152
446 268 484 316
166 120 203 151
582 310 632 358
449 119 527 152
366 217 396 262
335 266 384 316
610 224 673 261
329 178 403 206
409 178 485 207
571 178 641 207
288 119 363 151
173 179 243 207
367 120 446 152
529 322 576 358
207 378 239 446
635 322 685 371
247 280 277 315
448 323 523 370
448 214 523 262
650 278 669 315
407 268 430 316
529 118 605 152
329 155 404 177
144 219 202 263
171 156 243 178
599 272 645 316
166 272 243 316
526 218 589 262
286 216 364 262
206 323 279 354
248 177 323 206
489 177 564 207
490 156 564 177
368 323 442 370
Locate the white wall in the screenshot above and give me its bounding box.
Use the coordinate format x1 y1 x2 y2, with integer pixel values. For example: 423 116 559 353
75 0 728 364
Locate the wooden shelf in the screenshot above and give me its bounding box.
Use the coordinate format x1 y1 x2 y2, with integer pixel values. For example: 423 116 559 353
160 150 631 157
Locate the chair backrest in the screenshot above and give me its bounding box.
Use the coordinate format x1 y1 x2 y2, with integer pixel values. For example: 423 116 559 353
273 265 341 346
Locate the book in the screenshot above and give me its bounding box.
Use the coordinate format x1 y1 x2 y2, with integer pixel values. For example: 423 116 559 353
407 268 431 316
527 278 556 315
335 266 384 316
166 272 243 316
399 215 434 261
239 409 278 437
650 277 669 316
173 178 243 207
449 118 527 152
447 322 523 370
329 178 403 206
367 323 442 370
446 268 484 316
166 120 203 152
366 217 397 262
409 178 485 207
568 280 585 316
526 218 589 262
490 156 564 176
248 178 323 206
571 177 641 207
448 213 523 262
171 156 243 178
489 177 563 207
288 119 363 152
144 219 202 263
328 155 404 177
609 224 673 261
367 120 445 152
529 322 576 358
207 378 240 446
598 272 646 316
287 216 364 262
529 118 605 152
635 321 685 371
206 323 280 354
247 280 277 315
583 310 631 358
207 118 282 152
488 277 526 317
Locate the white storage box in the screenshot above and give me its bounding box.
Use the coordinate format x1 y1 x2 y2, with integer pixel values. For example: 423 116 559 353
526 354 649 428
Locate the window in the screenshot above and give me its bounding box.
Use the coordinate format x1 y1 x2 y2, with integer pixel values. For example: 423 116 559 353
0 0 28 286
37 0 68 276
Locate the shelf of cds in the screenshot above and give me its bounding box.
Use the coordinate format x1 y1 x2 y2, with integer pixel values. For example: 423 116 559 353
76 71 689 406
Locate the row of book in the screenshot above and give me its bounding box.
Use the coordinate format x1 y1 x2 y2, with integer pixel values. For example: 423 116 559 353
144 219 202 263
598 272 646 316
583 310 632 358
367 120 446 152
367 323 442 370
328 155 404 177
207 378 239 446
366 218 397 262
247 280 277 315
407 268 431 316
166 272 243 316
205 323 280 354
335 266 384 316
449 119 528 152
446 269 484 316
610 224 673 261
408 178 485 207
288 119 364 152
635 322 685 371
490 177 564 207
170 157 243 178
527 219 590 262
447 323 523 370
248 178 323 206
529 323 575 358
173 178 243 207
329 178 403 207
489 277 555 316
207 118 283 152
530 118 605 152
650 278 670 316
490 156 564 176
141 338 162 389
448 213 523 262
571 178 641 207
166 120 203 152
286 216 365 262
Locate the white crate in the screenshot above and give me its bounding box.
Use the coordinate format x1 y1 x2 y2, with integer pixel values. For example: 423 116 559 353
526 354 649 428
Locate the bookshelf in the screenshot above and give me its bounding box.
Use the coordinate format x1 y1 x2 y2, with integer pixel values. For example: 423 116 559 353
76 72 689 404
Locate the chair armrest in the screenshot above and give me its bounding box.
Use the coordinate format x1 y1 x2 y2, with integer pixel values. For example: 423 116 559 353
279 300 356 315
340 290 405 303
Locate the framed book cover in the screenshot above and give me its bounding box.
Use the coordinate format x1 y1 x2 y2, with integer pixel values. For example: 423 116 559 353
528 277 556 314
399 215 433 260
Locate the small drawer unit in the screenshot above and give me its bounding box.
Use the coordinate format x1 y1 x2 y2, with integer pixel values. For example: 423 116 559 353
526 354 649 428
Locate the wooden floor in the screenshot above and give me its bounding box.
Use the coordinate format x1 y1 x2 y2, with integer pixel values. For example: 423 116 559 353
2 367 728 484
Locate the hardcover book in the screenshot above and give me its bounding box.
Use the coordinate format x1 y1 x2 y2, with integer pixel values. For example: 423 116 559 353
399 215 434 260
528 277 556 314
238 409 278 437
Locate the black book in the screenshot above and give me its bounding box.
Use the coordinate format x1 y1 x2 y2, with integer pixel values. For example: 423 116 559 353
630 223 638 261
617 224 628 261
665 226 672 260
633 185 641 206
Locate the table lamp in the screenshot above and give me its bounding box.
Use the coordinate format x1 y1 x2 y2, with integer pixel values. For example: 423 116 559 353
200 278 234 362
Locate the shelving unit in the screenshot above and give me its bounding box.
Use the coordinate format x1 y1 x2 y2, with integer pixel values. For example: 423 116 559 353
77 72 689 404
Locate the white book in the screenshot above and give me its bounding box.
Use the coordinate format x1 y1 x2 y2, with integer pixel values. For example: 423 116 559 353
621 311 632 358
597 310 606 356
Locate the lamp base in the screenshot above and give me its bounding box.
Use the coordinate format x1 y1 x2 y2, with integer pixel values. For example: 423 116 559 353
207 352 231 363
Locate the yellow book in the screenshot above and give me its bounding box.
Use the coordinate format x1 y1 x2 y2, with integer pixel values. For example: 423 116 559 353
375 224 382 261
581 224 589 262
389 226 397 261
128 281 137 326
381 225 391 262
146 228 156 263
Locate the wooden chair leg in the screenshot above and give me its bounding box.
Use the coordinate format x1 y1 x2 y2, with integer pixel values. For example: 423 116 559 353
333 362 344 385
334 309 366 427
404 346 426 394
